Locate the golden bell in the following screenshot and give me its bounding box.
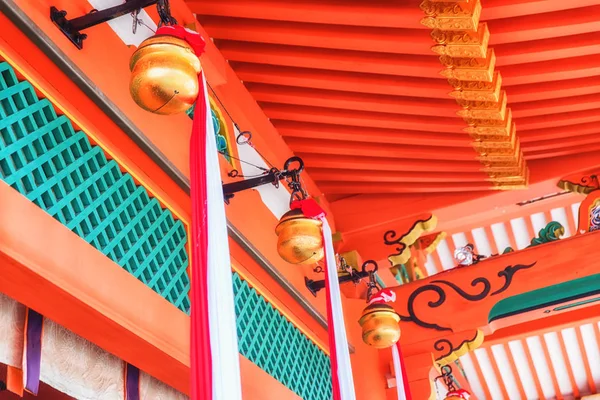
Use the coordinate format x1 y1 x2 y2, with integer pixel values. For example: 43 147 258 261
275 209 324 265
358 303 401 349
129 35 201 115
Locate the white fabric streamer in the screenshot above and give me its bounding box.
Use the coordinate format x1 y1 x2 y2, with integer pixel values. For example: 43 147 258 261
321 217 356 400
392 344 407 400
201 73 243 400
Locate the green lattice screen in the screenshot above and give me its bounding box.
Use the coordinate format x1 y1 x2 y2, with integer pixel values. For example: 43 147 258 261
0 62 191 313
0 61 331 398
233 273 332 400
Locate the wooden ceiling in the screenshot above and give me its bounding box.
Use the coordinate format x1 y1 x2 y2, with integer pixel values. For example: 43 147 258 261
187 0 600 203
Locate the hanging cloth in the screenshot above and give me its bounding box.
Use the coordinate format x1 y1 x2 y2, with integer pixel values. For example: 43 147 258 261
154 25 243 400
292 200 356 400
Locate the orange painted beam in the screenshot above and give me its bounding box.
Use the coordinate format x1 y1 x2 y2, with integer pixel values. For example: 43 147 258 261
274 120 471 147
512 93 600 119
501 54 600 86
518 108 600 131
217 40 442 77
494 32 600 67
298 153 482 173
526 143 600 160
198 15 433 55
392 230 600 348
507 76 600 103
505 344 528 400
188 0 425 29
0 180 188 394
486 5 600 44
471 354 493 400
308 169 488 184
519 121 599 142
260 103 464 133
317 181 493 194
286 138 475 161
522 134 600 153
247 83 459 117
331 152 600 235
482 0 600 20
234 62 453 99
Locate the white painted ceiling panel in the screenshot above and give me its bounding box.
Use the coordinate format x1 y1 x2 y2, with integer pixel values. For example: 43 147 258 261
475 348 504 400
581 324 600 388
526 336 556 400
472 227 493 257
509 218 530 250
543 331 574 396
550 207 572 237
562 327 591 395
490 222 511 254
452 232 469 249
460 353 487 400
508 340 539 400
436 239 455 271
491 344 521 400
530 212 548 235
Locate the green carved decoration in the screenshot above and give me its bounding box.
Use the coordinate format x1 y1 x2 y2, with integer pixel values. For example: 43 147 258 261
502 221 565 254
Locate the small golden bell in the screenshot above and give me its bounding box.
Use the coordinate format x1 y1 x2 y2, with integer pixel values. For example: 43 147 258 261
275 209 324 265
129 35 201 115
358 303 401 349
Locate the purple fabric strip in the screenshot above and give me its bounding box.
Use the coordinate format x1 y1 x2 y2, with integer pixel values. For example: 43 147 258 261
126 364 140 400
24 309 43 395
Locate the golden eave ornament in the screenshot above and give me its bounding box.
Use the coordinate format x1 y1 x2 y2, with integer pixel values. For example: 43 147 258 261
448 71 502 102
439 48 496 82
457 90 507 120
431 22 490 58
420 0 482 31
464 108 513 136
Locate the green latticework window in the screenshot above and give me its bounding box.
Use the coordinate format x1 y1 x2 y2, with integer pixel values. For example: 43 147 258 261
0 62 190 313
232 273 332 400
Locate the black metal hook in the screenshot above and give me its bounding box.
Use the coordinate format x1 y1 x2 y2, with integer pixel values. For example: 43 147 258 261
50 0 163 49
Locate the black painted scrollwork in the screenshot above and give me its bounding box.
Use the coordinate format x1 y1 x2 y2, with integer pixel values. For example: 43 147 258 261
399 262 536 331
383 217 434 260
492 262 536 295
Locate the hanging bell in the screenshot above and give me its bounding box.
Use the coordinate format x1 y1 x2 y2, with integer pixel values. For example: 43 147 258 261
129 34 201 115
445 389 471 400
275 208 324 265
358 302 401 349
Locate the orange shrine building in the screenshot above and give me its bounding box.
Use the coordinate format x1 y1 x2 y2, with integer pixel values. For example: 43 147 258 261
0 1 599 399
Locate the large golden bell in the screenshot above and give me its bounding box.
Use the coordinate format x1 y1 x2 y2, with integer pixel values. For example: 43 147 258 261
359 303 401 349
129 35 201 115
275 209 324 265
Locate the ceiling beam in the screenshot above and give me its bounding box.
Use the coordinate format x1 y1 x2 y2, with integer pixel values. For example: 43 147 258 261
259 102 465 133
273 120 471 147
246 83 459 117
198 15 432 55
298 153 482 173
217 40 442 78
307 169 487 184
187 0 425 29
285 138 475 161
317 181 494 194
512 93 600 118
330 152 600 234
486 5 600 44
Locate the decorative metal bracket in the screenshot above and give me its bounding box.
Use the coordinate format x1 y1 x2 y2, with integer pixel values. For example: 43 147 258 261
223 157 304 204
50 0 159 49
305 260 378 297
